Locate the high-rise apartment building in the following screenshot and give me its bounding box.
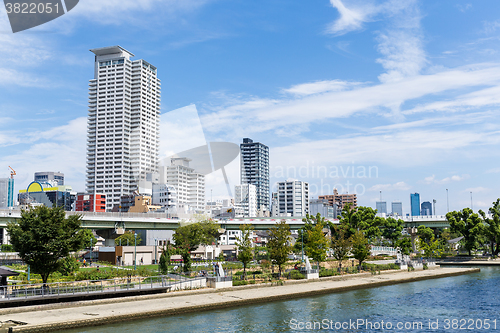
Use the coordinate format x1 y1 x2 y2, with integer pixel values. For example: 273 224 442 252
376 201 387 214
160 158 205 213
235 184 257 217
410 193 420 216
86 46 161 211
274 179 309 217
319 188 357 212
240 138 270 211
391 201 403 216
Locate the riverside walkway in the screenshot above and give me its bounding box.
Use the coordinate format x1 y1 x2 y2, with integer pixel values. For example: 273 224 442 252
0 267 479 332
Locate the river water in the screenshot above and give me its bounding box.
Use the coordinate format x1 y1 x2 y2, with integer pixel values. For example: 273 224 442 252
61 267 500 332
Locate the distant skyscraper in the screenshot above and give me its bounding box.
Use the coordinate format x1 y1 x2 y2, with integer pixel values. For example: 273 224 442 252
410 193 420 216
34 171 64 186
376 201 387 214
0 178 14 208
421 201 432 216
240 138 270 211
391 201 403 216
85 46 161 211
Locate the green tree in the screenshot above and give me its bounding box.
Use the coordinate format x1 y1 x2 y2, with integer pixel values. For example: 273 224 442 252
382 217 404 247
236 224 254 279
446 208 484 256
304 215 329 269
416 225 435 244
267 220 292 276
115 230 141 246
479 199 500 256
330 225 352 273
338 204 382 241
6 206 85 284
82 229 97 248
58 255 80 276
396 236 412 256
159 240 175 274
173 220 220 272
351 230 371 268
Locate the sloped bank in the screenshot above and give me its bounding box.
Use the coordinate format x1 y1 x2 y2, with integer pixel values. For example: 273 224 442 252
0 267 480 333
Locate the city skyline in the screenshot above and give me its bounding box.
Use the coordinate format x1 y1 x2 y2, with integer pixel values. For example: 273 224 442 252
1 1 500 215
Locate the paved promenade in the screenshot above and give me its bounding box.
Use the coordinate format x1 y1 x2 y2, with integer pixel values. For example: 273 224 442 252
0 267 479 332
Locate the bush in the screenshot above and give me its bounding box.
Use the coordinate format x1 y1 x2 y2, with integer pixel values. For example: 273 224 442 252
249 280 256 284
250 270 263 275
234 271 244 276
58 256 79 276
319 269 338 277
1 244 13 252
233 280 248 286
289 270 305 280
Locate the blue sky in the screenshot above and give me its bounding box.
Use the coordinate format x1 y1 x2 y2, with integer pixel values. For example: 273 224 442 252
1 0 500 215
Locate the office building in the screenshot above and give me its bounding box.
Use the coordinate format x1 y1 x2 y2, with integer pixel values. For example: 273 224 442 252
235 184 257 217
273 179 309 217
0 178 14 208
376 201 387 214
34 172 64 186
161 158 205 213
421 201 432 216
240 138 270 211
410 193 420 216
309 199 336 218
391 201 403 217
75 193 106 212
86 46 161 211
18 181 75 211
319 188 357 212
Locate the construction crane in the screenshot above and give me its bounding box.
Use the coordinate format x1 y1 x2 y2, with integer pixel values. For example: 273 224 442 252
8 166 16 179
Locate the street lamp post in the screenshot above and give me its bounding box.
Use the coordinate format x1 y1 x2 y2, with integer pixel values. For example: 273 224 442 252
446 189 449 213
154 238 158 264
90 237 93 266
470 192 473 211
134 233 137 270
301 230 304 263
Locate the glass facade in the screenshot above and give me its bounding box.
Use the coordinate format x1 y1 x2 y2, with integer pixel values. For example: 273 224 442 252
410 193 420 216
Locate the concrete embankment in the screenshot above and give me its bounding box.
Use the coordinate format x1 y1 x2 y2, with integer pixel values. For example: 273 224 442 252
0 267 479 333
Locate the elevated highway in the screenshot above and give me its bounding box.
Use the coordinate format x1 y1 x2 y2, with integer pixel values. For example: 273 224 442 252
0 209 482 231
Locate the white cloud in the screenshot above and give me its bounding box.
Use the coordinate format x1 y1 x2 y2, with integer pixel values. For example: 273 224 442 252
457 4 472 13
72 0 210 25
282 80 362 96
463 187 490 194
326 0 375 35
0 118 87 192
423 174 471 185
368 181 411 192
201 63 500 138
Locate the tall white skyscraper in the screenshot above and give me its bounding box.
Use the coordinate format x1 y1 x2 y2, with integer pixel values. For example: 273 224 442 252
235 184 257 217
86 46 161 211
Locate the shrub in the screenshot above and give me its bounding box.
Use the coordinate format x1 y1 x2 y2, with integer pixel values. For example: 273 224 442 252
1 244 13 252
58 256 79 276
233 280 248 286
249 280 256 284
250 270 263 275
289 270 305 280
